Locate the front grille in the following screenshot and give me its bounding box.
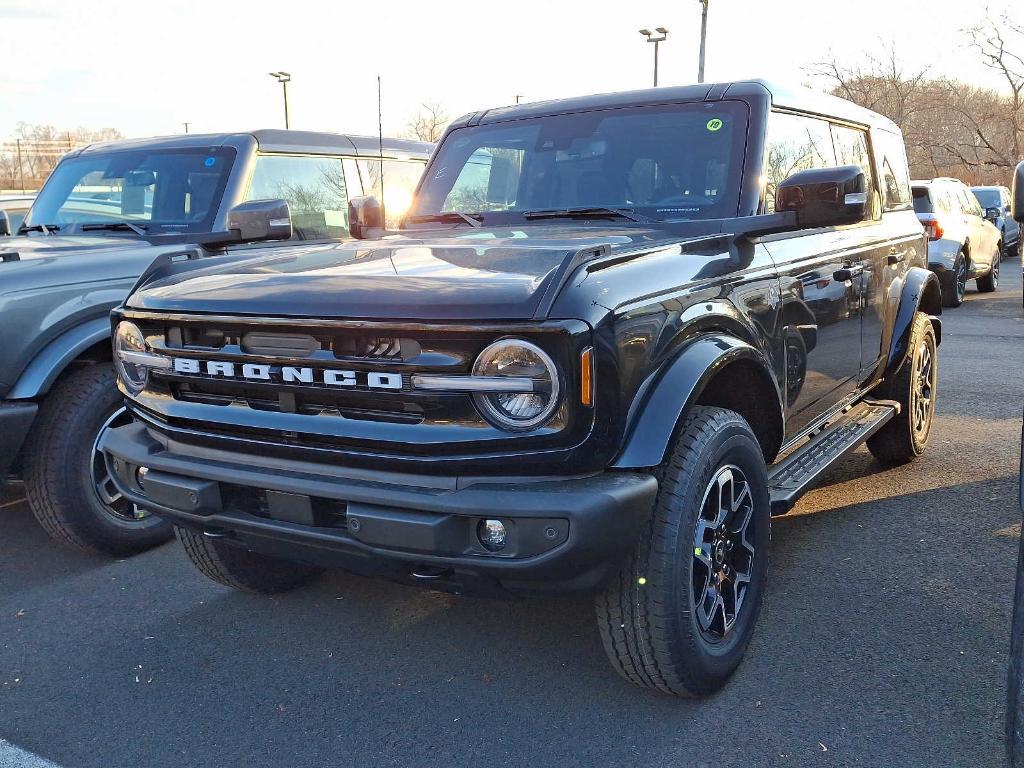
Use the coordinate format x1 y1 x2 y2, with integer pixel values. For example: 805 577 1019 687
122 311 584 462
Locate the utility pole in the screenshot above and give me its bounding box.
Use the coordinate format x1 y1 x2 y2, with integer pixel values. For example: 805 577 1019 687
639 28 669 87
269 71 292 129
182 122 191 134
697 0 709 83
515 94 523 104
16 139 25 194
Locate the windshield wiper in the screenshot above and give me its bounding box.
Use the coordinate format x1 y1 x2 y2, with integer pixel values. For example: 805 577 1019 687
79 222 149 236
406 212 483 228
523 207 648 223
18 223 60 235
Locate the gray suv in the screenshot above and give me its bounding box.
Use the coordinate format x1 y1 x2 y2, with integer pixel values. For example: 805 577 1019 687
972 184 1021 259
0 129 430 555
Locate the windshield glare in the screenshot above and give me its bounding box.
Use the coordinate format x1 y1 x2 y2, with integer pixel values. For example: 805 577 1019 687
409 102 748 224
971 189 1000 209
25 147 236 234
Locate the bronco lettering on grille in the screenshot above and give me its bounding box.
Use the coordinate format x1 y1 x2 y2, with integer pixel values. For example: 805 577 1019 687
171 357 403 389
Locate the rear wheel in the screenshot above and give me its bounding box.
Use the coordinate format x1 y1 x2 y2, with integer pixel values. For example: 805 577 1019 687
977 250 999 292
940 252 967 307
595 406 770 696
867 313 937 467
22 365 172 555
176 526 323 594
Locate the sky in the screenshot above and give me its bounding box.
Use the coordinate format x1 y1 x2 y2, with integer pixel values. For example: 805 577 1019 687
0 0 1015 141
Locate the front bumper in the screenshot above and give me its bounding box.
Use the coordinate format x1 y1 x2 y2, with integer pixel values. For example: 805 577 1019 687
99 422 658 595
0 401 38 485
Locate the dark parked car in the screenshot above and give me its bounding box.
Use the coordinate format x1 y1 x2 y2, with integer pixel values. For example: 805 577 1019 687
972 184 1020 259
0 130 430 555
913 178 1002 307
99 81 941 694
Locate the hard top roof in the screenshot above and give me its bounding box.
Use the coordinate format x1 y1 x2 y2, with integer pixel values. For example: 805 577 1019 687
453 79 900 132
70 130 433 160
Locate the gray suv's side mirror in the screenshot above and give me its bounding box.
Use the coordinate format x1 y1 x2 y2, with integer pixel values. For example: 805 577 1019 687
0 210 10 237
1013 161 1024 224
776 165 867 229
348 196 384 240
226 198 292 242
985 206 1001 222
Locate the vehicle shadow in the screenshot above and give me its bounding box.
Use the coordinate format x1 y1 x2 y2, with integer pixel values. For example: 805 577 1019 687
0 475 1017 768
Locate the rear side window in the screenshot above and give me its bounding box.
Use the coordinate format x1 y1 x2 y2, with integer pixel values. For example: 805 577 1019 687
357 158 427 228
245 154 349 240
762 112 835 213
830 124 879 219
874 130 912 211
912 187 932 214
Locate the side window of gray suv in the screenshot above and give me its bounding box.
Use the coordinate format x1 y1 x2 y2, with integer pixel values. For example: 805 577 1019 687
245 154 349 240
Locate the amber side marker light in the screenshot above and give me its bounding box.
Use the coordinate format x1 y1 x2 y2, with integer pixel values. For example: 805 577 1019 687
580 347 594 407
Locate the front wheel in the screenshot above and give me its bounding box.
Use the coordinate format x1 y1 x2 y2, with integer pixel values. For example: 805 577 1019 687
867 313 938 467
176 526 323 594
595 406 770 696
22 365 173 555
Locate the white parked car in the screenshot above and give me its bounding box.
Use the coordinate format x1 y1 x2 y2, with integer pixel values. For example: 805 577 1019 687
912 178 1001 307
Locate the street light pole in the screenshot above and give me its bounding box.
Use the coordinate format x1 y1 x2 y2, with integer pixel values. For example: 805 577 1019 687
697 0 709 83
639 28 669 87
268 71 292 129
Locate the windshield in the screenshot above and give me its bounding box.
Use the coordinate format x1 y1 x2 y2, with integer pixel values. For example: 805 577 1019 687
408 102 748 224
24 147 236 234
971 188 1000 209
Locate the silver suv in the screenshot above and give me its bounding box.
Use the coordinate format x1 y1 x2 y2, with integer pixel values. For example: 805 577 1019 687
912 178 1002 307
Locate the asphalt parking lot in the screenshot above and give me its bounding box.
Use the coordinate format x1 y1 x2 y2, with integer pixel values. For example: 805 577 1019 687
2 262 1022 768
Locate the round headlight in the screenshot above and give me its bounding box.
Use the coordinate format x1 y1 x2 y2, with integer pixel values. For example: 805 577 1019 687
113 321 149 395
471 339 560 431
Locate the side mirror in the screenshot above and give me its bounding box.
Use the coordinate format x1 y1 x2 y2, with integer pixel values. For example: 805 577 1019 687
226 198 292 242
985 206 1001 222
348 196 384 240
776 165 867 229
0 210 10 237
1013 161 1024 224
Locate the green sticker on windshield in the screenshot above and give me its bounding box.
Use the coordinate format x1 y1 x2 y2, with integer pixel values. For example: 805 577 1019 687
706 118 724 132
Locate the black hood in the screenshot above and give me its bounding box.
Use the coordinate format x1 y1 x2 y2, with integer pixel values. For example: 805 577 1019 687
126 227 680 321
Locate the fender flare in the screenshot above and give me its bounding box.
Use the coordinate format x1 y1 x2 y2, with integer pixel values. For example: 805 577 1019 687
885 267 942 379
7 316 112 400
611 334 781 469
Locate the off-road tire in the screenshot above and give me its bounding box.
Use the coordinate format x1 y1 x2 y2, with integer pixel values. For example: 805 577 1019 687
22 365 172 555
595 406 770 696
977 252 999 292
940 252 966 307
867 313 937 467
176 526 323 594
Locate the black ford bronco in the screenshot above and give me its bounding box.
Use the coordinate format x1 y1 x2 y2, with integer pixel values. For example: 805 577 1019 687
100 81 942 695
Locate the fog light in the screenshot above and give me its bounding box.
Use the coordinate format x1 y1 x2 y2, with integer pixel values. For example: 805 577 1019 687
477 519 507 552
136 466 149 488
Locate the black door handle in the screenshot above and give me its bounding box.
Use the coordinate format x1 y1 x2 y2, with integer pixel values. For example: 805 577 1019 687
833 265 864 282
887 248 906 265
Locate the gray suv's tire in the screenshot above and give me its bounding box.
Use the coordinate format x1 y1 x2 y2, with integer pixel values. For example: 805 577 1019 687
940 252 967 307
595 406 770 696
22 365 172 556
176 526 323 593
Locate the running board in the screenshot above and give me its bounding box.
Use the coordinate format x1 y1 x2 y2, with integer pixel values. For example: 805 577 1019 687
768 399 900 515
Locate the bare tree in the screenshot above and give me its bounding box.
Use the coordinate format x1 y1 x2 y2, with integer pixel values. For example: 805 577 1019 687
966 12 1024 167
0 123 123 190
404 102 449 143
